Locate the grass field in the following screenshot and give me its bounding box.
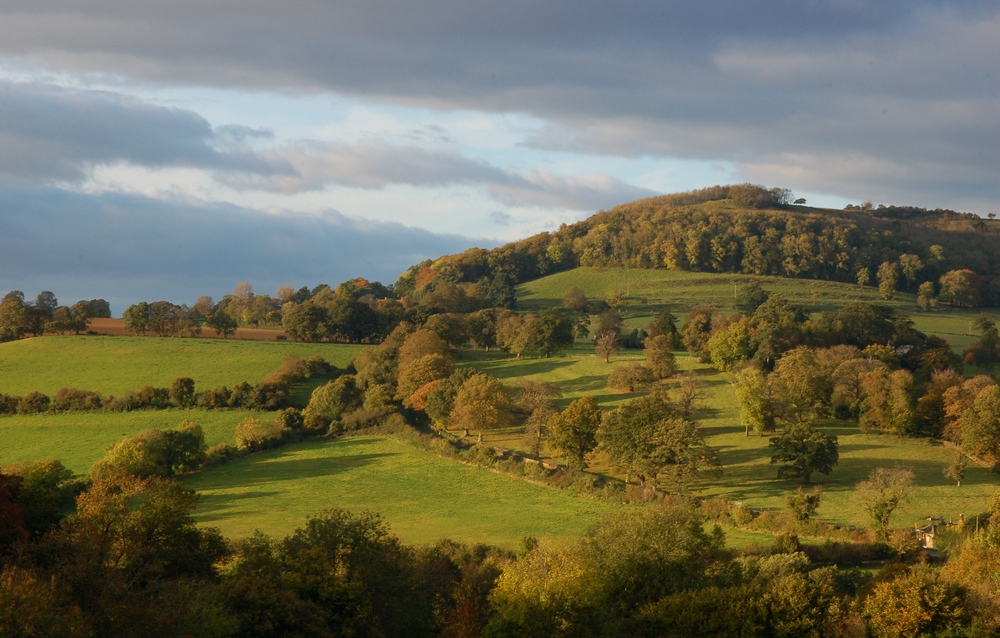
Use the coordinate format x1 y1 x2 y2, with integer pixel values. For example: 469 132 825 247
0 336 365 396
183 435 623 547
516 267 988 352
0 408 261 474
454 347 1000 531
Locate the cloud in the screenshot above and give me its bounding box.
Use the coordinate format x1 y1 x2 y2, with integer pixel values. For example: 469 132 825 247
489 210 511 226
0 1 997 211
224 140 656 210
0 81 292 183
0 184 489 313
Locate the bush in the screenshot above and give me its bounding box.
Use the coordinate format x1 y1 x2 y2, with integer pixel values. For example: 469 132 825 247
51 387 102 412
607 364 656 392
0 393 18 414
134 385 171 409
235 417 290 452
196 386 232 409
274 407 304 432
731 503 754 526
16 392 51 414
205 442 242 466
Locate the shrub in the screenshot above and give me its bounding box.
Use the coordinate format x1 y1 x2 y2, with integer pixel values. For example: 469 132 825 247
16 392 50 414
274 407 304 432
731 503 754 526
0 393 18 414
205 442 242 466
51 387 102 412
196 386 232 409
235 417 290 452
134 386 171 409
607 364 656 392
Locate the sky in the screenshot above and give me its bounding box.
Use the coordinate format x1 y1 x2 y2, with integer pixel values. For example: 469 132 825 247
0 1 997 314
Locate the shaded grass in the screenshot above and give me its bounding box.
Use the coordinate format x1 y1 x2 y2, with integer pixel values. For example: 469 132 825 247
182 435 624 548
0 336 364 396
0 409 262 474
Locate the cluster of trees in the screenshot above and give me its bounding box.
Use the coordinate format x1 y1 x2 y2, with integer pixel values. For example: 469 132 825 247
0 291 110 342
11 456 1000 637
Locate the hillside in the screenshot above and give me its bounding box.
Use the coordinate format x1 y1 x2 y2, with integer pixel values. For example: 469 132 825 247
397 184 1000 308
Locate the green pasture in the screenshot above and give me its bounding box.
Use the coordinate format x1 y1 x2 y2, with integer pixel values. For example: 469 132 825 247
0 408 259 474
516 267 989 352
456 348 999 531
0 336 365 396
183 435 623 548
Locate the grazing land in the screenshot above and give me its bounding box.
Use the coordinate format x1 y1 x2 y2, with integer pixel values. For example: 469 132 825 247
0 335 364 396
517 266 984 351
183 435 623 547
0 408 260 473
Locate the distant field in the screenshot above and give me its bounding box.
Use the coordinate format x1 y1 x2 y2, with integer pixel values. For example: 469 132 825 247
0 408 260 474
0 336 365 396
516 267 987 352
87 318 288 341
183 435 623 547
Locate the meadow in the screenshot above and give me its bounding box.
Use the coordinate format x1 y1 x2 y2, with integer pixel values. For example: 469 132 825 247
182 435 623 547
517 266 986 352
0 335 365 396
0 408 259 473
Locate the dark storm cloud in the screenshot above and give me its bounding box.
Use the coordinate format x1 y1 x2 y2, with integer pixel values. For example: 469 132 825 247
0 184 487 313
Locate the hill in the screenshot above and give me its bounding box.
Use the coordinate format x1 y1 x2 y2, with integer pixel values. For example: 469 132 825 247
397 184 1000 309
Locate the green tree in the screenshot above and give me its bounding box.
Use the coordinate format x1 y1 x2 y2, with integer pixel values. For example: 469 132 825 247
169 377 196 407
853 467 915 542
123 301 151 336
771 346 826 423
735 281 770 315
547 396 602 469
0 295 26 342
769 424 839 484
305 375 362 426
235 417 290 452
206 307 238 338
648 308 681 350
643 334 677 378
733 366 776 436
521 309 575 357
864 566 969 638
706 319 753 371
680 307 713 361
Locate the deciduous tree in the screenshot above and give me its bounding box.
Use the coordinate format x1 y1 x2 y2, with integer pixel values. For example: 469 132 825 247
853 467 915 542
769 424 839 484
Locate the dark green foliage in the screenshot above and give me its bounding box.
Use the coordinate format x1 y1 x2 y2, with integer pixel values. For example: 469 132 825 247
735 281 771 315
425 368 480 425
769 424 839 484
169 377 196 407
